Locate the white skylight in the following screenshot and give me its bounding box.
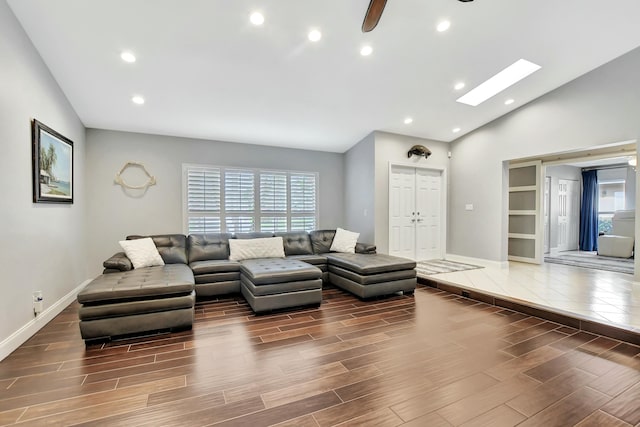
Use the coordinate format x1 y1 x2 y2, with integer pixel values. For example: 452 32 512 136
456 59 541 106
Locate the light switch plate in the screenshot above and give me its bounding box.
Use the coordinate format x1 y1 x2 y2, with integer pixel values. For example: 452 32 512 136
465 204 474 211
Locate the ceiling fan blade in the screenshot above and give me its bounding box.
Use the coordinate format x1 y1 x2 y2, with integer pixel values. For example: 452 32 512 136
362 0 387 32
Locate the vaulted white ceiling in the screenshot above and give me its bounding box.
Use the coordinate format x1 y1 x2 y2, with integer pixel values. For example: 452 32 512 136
8 0 640 152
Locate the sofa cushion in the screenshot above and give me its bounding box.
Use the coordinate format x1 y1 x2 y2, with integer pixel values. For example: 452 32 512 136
325 253 416 275
240 258 322 285
119 238 165 269
240 276 322 296
127 234 188 265
276 231 314 256
77 264 194 304
328 265 416 285
310 230 336 254
190 259 241 275
229 237 285 261
188 233 233 262
79 291 195 321
330 228 360 253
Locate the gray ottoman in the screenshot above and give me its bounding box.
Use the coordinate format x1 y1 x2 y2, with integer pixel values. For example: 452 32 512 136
326 253 416 298
240 258 323 313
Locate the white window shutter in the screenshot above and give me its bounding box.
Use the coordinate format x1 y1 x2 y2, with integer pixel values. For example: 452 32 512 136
225 170 255 212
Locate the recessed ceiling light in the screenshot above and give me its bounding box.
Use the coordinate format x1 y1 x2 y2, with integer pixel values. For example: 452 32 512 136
360 45 373 56
250 12 264 26
404 117 413 124
505 98 515 105
308 29 322 42
457 59 541 106
437 21 451 32
452 127 461 133
454 82 465 91
131 96 145 105
120 51 136 63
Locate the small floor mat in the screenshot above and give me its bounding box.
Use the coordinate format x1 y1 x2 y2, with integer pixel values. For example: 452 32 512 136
416 259 483 276
544 251 634 275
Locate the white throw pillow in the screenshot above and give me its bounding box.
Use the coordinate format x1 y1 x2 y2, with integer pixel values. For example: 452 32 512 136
229 236 285 261
330 228 360 253
119 237 165 269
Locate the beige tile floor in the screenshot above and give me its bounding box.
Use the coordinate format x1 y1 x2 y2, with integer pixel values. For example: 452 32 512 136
430 261 640 332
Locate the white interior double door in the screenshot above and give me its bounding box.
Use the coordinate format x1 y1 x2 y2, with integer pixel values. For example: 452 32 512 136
389 165 443 261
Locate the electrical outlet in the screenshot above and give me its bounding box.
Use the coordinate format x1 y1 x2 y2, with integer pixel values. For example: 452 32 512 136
33 291 43 315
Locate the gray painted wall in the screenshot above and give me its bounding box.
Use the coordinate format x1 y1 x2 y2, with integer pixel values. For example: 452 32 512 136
85 129 344 276
0 2 86 347
545 165 581 252
344 132 375 243
374 132 450 254
449 47 640 262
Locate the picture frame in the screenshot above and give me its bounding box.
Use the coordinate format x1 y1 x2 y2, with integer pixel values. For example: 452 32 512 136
32 119 74 203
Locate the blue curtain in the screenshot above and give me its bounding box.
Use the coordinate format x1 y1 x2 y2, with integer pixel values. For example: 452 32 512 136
579 170 598 251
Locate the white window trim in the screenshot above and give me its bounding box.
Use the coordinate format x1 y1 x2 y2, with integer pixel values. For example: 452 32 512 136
182 163 319 234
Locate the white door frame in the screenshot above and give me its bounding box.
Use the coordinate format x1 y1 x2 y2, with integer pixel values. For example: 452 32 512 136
388 162 447 259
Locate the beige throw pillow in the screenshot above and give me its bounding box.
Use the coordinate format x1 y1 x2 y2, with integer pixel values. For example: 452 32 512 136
229 236 285 261
330 228 360 253
119 237 165 269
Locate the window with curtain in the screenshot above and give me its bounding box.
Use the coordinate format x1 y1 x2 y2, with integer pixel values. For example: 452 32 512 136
184 164 318 234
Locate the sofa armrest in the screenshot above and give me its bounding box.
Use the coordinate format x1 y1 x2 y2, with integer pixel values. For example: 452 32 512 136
355 243 377 254
102 252 133 272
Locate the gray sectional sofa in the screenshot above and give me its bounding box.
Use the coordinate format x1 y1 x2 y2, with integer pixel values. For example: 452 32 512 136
77 230 416 342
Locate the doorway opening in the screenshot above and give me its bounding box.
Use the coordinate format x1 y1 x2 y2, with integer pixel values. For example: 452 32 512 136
507 141 636 274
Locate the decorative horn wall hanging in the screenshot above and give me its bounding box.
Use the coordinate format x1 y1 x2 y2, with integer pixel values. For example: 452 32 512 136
114 161 156 190
407 145 432 159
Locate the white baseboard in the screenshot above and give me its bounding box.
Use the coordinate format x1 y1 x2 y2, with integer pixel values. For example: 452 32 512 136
445 253 509 269
0 279 90 362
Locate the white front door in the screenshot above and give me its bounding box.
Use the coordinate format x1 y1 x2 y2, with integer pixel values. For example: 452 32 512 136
416 169 442 260
389 166 443 260
389 166 416 259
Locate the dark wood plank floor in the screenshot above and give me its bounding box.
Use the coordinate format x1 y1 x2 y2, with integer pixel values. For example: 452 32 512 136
1 284 639 426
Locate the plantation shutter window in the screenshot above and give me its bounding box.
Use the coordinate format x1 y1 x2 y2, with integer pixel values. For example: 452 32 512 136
260 172 288 232
290 173 317 231
186 168 221 233
183 165 318 234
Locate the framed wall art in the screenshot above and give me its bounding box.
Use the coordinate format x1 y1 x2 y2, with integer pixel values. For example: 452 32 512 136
32 119 74 203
